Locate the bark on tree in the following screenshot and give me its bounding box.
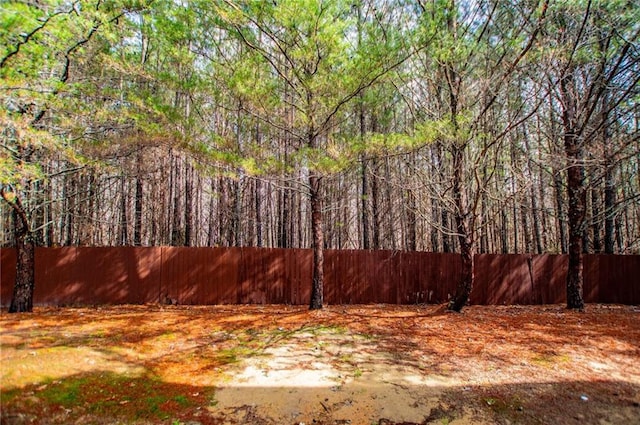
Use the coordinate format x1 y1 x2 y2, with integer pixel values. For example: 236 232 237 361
448 144 475 312
119 175 129 246
309 171 324 310
1 189 35 313
134 150 144 246
561 70 586 310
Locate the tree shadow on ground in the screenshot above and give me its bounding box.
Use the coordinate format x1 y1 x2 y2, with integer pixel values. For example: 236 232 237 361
1 304 639 424
2 372 638 425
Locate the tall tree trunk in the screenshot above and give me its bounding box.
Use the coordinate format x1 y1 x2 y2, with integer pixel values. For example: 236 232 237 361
530 185 543 253
430 200 440 251
134 151 144 246
171 156 182 246
208 178 217 247
45 179 54 246
604 159 616 253
448 144 475 312
561 71 586 310
79 172 96 246
371 158 381 250
255 178 263 247
441 210 451 253
500 207 509 254
384 156 396 250
553 168 568 253
309 171 324 310
64 176 75 246
590 172 602 253
184 161 193 247
254 120 263 247
119 175 128 246
360 156 370 249
217 176 227 246
278 181 289 248
406 187 417 251
1 190 35 313
479 164 489 254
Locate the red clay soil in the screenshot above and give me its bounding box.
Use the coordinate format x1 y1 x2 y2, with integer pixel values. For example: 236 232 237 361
1 304 639 424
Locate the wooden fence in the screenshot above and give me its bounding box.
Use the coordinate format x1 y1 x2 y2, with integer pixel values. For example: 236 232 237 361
1 247 639 306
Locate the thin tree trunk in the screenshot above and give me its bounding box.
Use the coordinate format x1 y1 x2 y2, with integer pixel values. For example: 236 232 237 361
278 181 289 248
82 172 96 246
531 185 543 253
371 158 381 250
208 178 217 247
184 161 193 247
604 160 616 253
406 187 417 251
384 156 396 250
255 178 263 247
553 168 568 253
361 156 370 249
134 151 144 246
45 179 54 246
430 199 440 251
500 207 509 253
590 172 602 253
65 176 75 246
119 175 128 246
479 164 489 254
171 156 182 246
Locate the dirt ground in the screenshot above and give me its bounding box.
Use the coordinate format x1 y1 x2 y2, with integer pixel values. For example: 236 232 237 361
1 304 639 425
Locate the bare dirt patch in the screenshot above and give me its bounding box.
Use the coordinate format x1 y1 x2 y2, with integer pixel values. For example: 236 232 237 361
1 304 639 424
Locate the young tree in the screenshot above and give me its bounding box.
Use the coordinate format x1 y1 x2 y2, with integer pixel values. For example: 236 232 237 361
409 0 549 311
541 0 640 309
0 0 156 311
210 0 409 309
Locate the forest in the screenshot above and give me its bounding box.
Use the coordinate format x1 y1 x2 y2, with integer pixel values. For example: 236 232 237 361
1 0 639 312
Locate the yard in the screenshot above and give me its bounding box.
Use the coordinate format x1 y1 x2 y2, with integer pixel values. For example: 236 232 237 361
1 304 639 424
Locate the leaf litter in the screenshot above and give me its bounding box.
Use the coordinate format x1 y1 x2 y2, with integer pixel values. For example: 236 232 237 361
1 303 639 424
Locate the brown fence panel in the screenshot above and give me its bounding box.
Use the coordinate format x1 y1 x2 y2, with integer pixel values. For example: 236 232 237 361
33 247 162 305
160 247 241 305
475 254 569 305
532 254 567 304
1 248 639 307
265 248 287 304
325 249 360 304
35 247 80 305
434 253 462 303
1 247 17 304
287 249 311 305
238 247 286 304
399 251 418 304
585 254 640 304
323 249 339 304
371 250 395 304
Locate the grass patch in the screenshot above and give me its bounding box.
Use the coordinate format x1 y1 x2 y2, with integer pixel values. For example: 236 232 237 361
531 353 570 367
1 372 215 423
215 346 261 364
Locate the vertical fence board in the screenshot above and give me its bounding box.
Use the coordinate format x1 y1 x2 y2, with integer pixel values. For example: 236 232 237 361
36 247 79 305
0 248 16 304
130 247 162 303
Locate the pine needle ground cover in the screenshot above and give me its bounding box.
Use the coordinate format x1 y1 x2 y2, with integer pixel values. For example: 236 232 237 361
1 304 639 424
